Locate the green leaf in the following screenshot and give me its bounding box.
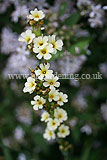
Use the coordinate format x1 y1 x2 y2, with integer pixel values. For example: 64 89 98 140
49 50 64 61
0 144 13 160
72 127 80 142
67 39 90 54
64 12 80 26
63 151 72 160
33 133 49 153
58 2 67 16
81 142 91 160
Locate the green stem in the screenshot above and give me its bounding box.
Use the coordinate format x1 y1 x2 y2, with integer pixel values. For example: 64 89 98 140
32 26 42 37
63 151 71 160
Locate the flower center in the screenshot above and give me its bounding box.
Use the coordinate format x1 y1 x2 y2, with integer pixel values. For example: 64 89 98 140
49 81 54 85
38 100 42 105
30 82 34 87
50 94 54 98
42 70 46 74
58 114 62 118
52 42 55 48
39 42 43 46
52 122 56 126
45 115 49 119
34 14 40 18
49 131 52 136
41 49 46 54
26 37 31 42
58 97 62 101
61 129 65 133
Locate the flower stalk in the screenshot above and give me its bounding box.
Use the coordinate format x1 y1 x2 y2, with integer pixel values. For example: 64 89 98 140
18 8 71 155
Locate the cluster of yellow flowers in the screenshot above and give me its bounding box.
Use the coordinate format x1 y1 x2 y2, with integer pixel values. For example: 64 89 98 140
18 8 70 141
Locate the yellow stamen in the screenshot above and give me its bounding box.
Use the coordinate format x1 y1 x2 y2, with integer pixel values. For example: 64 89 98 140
50 95 54 98
41 49 46 54
42 70 46 74
30 82 34 87
39 42 43 46
61 129 65 133
26 37 31 42
50 81 54 85
58 114 62 118
49 131 52 136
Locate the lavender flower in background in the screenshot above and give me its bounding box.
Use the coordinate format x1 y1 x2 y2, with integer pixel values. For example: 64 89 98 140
81 124 92 135
17 153 26 160
1 27 18 54
88 15 103 28
14 126 25 143
31 125 43 134
1 27 30 55
56 52 87 75
3 54 38 77
69 117 78 128
70 79 80 87
77 0 92 16
1 27 38 77
101 103 107 122
0 0 12 13
77 0 105 28
88 4 104 28
99 63 107 78
2 137 11 148
15 106 33 125
89 5 103 18
28 0 49 10
72 94 88 111
11 5 29 23
71 86 98 111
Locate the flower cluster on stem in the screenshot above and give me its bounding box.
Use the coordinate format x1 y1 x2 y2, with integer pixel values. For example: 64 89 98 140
18 8 70 143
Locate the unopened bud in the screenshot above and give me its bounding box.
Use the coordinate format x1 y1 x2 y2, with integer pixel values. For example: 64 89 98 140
55 103 59 107
47 88 50 92
28 44 32 50
29 19 35 26
44 60 47 64
51 106 54 109
59 145 63 150
35 66 38 70
36 86 40 90
40 89 43 93
64 141 69 146
39 20 43 25
29 67 35 73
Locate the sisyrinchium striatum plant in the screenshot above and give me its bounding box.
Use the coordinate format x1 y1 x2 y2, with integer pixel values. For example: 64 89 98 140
18 8 72 153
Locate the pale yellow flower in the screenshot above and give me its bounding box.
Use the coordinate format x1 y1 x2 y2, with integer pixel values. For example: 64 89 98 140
48 88 59 102
47 118 60 131
23 77 36 94
35 63 53 80
43 128 56 141
43 75 60 89
57 92 68 106
54 107 68 123
33 36 48 49
18 30 35 44
57 124 70 138
48 35 63 54
41 111 50 122
27 8 45 21
33 44 53 60
31 95 46 110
